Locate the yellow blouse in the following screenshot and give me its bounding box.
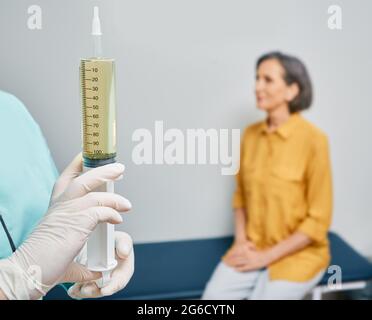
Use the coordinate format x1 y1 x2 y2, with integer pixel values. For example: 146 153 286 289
232 112 333 282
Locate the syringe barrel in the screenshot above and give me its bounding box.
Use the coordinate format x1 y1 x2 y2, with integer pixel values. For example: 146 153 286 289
80 58 116 166
80 57 118 285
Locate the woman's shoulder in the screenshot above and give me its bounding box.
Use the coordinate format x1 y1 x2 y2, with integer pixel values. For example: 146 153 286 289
297 115 329 141
296 115 330 153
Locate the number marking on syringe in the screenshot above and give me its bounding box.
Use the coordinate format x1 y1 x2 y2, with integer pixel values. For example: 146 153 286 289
82 64 103 155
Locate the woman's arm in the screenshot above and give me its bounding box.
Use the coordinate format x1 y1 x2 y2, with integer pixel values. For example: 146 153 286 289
234 208 248 243
266 231 312 264
267 134 333 265
232 231 312 272
296 135 333 244
223 208 255 267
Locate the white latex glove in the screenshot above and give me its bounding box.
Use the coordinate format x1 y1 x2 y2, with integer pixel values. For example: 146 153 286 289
67 231 134 299
0 153 132 300
48 153 134 298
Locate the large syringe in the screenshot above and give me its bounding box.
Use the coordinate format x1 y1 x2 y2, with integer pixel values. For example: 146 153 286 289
80 6 117 287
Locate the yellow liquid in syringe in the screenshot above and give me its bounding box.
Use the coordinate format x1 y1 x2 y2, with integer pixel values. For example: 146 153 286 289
80 58 116 161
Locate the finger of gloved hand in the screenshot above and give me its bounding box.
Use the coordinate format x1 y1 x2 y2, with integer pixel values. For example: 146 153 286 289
62 262 102 283
67 283 84 300
115 231 133 259
101 249 135 296
60 163 125 201
68 282 101 299
85 206 124 226
80 282 102 298
66 232 134 299
72 249 135 299
51 153 83 203
73 192 132 213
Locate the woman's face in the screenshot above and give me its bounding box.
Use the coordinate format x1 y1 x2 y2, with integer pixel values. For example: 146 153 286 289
255 59 298 112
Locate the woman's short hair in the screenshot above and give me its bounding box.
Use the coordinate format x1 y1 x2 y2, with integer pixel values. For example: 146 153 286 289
256 51 313 113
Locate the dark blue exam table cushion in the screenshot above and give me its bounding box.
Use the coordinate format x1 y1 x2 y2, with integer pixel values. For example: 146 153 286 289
45 232 372 299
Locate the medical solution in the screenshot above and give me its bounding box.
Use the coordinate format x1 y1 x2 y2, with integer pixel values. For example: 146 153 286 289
80 58 116 165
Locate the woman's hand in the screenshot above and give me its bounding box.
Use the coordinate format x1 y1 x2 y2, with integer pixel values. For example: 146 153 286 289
222 239 255 266
230 249 273 272
223 239 273 272
223 239 256 262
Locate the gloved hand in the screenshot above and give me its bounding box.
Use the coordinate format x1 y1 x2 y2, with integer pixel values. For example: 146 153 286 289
0 153 133 300
66 231 134 298
51 153 135 299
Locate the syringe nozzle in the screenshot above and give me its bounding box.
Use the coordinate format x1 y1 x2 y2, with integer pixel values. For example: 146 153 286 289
92 6 102 36
94 6 99 18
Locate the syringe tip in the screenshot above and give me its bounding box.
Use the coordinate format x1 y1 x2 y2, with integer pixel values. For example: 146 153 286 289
94 6 99 18
92 6 102 36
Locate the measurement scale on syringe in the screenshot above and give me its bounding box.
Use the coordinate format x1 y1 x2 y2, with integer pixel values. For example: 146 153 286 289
81 58 116 162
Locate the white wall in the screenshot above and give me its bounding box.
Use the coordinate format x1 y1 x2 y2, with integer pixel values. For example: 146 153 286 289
0 0 371 256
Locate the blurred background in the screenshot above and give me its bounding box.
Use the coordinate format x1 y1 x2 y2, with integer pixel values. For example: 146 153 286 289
0 0 371 298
